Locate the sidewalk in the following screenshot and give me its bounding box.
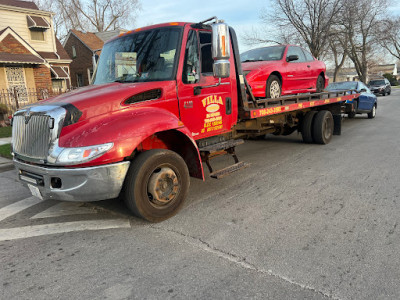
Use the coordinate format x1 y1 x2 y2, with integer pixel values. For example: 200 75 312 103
0 137 11 146
0 137 13 171
0 156 13 172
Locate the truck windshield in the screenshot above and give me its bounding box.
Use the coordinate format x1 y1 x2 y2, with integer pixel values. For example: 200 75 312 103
241 46 286 62
92 27 182 84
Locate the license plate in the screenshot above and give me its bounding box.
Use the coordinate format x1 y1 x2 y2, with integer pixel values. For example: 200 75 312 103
28 184 43 200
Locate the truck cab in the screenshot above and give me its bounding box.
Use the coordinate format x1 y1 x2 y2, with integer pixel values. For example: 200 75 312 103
12 19 237 222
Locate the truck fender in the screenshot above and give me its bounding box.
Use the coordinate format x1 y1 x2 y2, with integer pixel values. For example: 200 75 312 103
59 107 204 179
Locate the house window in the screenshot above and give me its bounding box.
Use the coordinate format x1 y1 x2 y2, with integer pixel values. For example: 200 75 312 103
72 46 77 58
76 73 83 87
30 30 45 41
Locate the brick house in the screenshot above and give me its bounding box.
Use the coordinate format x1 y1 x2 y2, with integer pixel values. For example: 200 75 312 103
64 29 126 87
0 0 71 110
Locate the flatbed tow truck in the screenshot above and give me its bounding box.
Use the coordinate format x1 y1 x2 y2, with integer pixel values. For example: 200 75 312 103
11 17 360 222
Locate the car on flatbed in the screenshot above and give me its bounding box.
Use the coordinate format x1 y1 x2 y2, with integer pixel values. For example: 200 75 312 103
241 45 328 99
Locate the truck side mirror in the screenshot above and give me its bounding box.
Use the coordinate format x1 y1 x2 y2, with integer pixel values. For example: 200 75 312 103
212 22 230 78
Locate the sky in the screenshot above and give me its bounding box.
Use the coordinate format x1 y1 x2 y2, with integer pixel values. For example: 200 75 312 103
134 0 400 55
134 0 271 52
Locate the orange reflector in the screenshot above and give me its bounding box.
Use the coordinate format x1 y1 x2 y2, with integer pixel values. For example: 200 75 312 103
221 36 226 56
178 121 184 126
170 22 179 25
83 149 92 158
135 28 141 32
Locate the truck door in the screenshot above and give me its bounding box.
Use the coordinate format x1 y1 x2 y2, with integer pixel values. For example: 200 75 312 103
177 28 236 140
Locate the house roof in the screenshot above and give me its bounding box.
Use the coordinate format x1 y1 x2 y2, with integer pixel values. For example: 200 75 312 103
0 27 46 64
0 0 38 10
37 39 71 61
55 39 70 60
70 29 104 52
0 52 43 64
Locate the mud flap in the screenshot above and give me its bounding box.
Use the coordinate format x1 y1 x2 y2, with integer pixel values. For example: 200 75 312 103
333 114 342 135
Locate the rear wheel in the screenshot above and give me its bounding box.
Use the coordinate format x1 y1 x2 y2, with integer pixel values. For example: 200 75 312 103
266 75 281 98
301 111 318 143
122 149 190 222
312 110 334 144
316 75 325 93
368 105 376 119
348 111 356 118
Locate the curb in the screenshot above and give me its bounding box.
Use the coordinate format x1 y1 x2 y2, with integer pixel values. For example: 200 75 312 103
0 159 14 172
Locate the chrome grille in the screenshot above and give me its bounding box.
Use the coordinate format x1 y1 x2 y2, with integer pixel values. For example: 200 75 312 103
12 115 51 160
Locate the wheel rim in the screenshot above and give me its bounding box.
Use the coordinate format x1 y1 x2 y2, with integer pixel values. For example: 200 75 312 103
323 118 333 140
269 81 281 98
147 166 180 207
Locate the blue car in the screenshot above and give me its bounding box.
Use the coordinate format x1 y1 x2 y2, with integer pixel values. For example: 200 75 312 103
326 81 377 118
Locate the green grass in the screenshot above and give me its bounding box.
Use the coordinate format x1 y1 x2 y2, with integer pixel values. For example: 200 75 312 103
0 126 12 138
0 143 12 159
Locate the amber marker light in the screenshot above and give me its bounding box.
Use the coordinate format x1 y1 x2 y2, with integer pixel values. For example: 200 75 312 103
169 22 179 26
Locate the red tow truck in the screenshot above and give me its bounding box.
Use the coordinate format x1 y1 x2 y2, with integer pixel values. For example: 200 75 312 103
11 17 359 222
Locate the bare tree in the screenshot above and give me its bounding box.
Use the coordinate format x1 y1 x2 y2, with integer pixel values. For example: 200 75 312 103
340 0 388 83
376 16 400 61
327 31 348 82
36 0 140 40
245 0 343 59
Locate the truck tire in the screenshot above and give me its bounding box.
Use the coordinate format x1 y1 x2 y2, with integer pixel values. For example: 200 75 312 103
368 105 376 119
348 111 356 118
122 149 190 222
312 110 334 144
266 75 281 98
301 111 318 143
316 75 325 93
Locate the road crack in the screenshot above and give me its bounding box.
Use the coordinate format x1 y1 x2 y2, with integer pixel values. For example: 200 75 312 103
149 225 341 300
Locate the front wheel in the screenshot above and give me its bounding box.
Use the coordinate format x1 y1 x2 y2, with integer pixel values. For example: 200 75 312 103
122 149 190 222
368 105 376 119
266 75 281 98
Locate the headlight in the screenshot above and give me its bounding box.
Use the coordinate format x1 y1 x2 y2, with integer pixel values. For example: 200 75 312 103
56 143 113 165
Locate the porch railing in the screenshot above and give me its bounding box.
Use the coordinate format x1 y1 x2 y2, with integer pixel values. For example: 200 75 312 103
0 87 67 114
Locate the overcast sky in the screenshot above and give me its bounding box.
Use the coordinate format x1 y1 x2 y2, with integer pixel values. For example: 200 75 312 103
135 0 269 52
135 0 400 53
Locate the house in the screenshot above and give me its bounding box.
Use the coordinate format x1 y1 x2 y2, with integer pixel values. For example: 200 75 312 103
327 63 399 83
0 0 71 110
64 29 126 87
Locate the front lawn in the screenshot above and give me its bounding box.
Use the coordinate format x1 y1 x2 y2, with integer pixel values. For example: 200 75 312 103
0 143 12 159
0 126 12 138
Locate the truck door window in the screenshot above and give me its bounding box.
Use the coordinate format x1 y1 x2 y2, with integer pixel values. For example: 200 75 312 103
286 46 306 63
182 30 200 84
199 31 213 74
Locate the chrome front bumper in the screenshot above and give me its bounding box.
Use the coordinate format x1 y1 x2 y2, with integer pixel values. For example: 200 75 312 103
14 159 130 202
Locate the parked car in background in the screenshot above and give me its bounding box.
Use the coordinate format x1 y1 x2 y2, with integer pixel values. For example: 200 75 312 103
241 45 329 98
368 78 391 96
326 81 377 119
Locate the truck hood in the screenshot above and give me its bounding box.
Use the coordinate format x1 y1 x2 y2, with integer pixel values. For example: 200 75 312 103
34 82 165 121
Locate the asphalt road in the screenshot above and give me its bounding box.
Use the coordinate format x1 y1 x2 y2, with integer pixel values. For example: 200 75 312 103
1 89 400 299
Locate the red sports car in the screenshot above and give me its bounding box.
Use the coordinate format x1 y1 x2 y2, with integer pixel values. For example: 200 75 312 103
241 45 329 98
